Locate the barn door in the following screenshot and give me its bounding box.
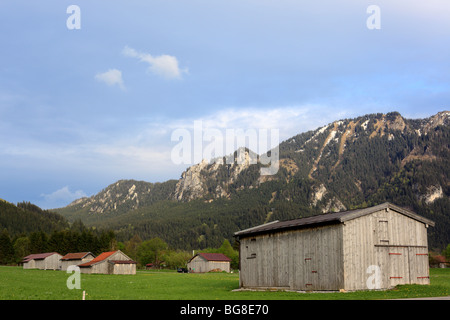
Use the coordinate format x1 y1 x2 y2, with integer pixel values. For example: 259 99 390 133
374 246 389 289
388 247 410 287
273 235 289 288
376 246 430 288
304 253 317 290
241 238 258 288
408 247 430 285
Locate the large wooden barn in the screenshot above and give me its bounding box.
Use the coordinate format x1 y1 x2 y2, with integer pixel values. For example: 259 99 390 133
234 202 435 292
78 250 136 275
22 252 63 270
187 253 231 273
60 252 95 271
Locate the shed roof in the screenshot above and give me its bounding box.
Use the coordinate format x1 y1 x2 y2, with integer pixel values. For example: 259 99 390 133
60 252 95 261
78 251 117 267
234 202 435 238
189 253 232 263
22 252 61 263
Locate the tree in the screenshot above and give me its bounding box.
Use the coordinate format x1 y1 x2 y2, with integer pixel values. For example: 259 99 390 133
13 236 30 263
201 239 239 270
162 250 192 269
97 230 117 254
0 230 14 264
124 234 142 262
137 237 168 267
443 244 450 261
218 239 239 270
28 231 49 254
48 230 67 254
218 239 234 257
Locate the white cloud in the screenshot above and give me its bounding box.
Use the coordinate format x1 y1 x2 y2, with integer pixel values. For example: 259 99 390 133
95 69 125 89
40 186 87 208
1 104 357 192
169 105 351 142
165 105 356 165
123 46 188 80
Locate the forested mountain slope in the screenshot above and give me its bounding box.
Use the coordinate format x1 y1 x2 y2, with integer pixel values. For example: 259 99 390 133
55 111 450 251
0 200 69 236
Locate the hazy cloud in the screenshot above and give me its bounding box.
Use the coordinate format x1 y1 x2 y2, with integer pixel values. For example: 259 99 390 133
95 69 125 89
122 46 188 80
40 186 87 209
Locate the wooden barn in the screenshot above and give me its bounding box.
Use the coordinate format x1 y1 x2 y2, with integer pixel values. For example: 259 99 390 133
60 252 95 271
78 250 136 275
187 253 231 273
234 202 434 292
22 252 63 270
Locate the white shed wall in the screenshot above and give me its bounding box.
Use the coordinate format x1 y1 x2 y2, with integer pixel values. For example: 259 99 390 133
188 256 230 273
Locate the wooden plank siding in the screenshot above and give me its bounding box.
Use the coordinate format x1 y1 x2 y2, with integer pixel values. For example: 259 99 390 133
188 254 231 273
189 257 230 273
79 250 136 275
240 224 344 291
342 207 430 290
236 203 434 292
29 253 62 270
60 253 95 271
23 260 36 269
111 261 137 275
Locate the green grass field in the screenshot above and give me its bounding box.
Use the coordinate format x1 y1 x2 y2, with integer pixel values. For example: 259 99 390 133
0 266 449 300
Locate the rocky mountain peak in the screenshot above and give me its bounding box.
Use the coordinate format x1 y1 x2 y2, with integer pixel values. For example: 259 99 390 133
67 179 153 214
421 111 450 133
173 147 259 201
62 111 449 216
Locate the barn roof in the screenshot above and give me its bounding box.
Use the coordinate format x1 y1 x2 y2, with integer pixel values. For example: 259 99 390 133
78 251 117 267
60 252 95 261
22 252 61 263
234 202 435 238
189 253 232 263
77 250 135 268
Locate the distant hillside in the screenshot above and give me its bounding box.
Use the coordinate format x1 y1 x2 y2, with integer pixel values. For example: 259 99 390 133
56 179 178 225
55 111 450 251
0 201 69 236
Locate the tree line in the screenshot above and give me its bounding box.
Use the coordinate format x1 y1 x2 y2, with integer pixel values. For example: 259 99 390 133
0 226 239 270
0 224 116 265
0 198 237 269
119 236 239 270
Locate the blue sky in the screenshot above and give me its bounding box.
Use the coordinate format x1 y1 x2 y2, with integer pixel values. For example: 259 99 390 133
1 1 449 209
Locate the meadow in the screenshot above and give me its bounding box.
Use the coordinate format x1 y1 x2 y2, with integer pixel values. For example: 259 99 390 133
0 266 449 300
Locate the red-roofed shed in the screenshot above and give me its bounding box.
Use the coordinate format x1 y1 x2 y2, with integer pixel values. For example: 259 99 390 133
78 250 136 274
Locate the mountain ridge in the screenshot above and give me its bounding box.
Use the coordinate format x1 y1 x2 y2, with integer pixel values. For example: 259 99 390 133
55 110 450 250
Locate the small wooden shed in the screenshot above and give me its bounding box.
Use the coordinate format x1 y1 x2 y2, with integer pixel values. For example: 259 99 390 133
22 252 63 270
187 253 231 273
78 250 136 275
60 252 95 271
234 202 434 291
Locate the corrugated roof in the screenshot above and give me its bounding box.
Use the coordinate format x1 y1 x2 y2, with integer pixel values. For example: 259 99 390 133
60 252 95 261
234 202 435 238
78 251 117 267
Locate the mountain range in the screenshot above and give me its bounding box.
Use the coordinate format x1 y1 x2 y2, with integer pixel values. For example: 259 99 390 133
54 111 450 251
